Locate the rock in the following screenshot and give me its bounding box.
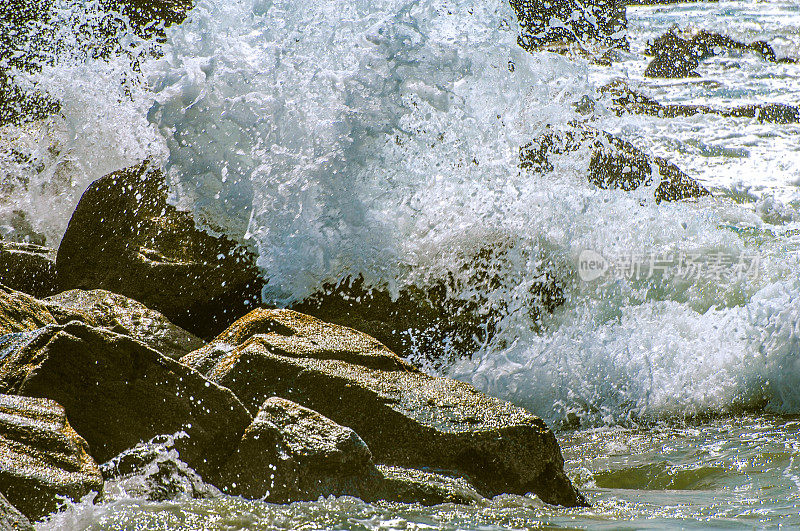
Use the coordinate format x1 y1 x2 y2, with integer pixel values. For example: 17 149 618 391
292 243 565 369
0 491 33 531
601 81 800 124
0 284 57 336
0 242 57 297
1 284 205 359
45 289 205 359
182 309 586 507
0 320 252 475
101 434 220 502
0 394 103 521
211 397 375 503
644 29 785 79
511 0 627 51
520 125 710 203
374 465 484 505
56 161 265 339
212 397 484 505
101 0 193 39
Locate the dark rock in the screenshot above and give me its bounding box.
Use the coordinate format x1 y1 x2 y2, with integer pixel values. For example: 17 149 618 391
101 434 220 502
0 284 57 336
0 394 103 521
212 396 484 505
0 320 252 475
0 242 57 298
727 103 800 124
602 81 800 124
101 0 193 39
0 0 60 127
211 397 375 503
182 309 586 507
0 491 33 531
520 125 710 202
1 283 205 359
644 29 786 79
45 289 205 359
511 0 627 51
374 465 484 505
56 161 265 339
292 244 565 369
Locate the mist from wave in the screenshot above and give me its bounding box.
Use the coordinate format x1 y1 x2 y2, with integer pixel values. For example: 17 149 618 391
2 0 800 429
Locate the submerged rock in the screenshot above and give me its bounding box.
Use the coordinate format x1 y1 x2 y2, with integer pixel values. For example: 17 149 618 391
602 81 800 124
520 125 710 202
0 320 251 475
374 465 484 505
511 0 627 51
56 162 264 338
45 289 205 359
182 309 585 507
644 29 786 79
0 242 57 298
0 491 32 531
0 394 103 521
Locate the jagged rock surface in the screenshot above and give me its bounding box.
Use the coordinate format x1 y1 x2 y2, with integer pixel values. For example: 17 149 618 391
520 125 710 202
0 242 57 298
0 394 103 521
45 289 205 359
0 321 251 475
511 0 627 51
182 309 585 507
56 162 264 338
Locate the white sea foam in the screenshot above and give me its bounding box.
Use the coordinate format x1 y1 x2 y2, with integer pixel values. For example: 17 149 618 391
3 0 799 427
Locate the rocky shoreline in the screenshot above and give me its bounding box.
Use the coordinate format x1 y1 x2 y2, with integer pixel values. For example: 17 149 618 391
2 235 587 526
2 0 798 526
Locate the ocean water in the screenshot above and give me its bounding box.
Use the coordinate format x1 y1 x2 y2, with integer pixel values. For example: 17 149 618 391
2 0 800 528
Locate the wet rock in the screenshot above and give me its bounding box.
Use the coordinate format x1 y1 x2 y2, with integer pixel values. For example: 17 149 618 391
601 81 800 124
101 0 193 39
374 465 484 505
56 161 265 339
644 29 786 79
511 0 627 51
182 309 585 507
211 397 375 503
0 242 57 298
0 284 57 336
0 320 252 475
0 491 33 531
520 125 710 203
101 434 220 502
45 289 205 359
0 394 103 521
293 243 565 369
213 397 484 505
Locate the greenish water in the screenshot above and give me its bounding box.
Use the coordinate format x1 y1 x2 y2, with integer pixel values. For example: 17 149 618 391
43 416 800 529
